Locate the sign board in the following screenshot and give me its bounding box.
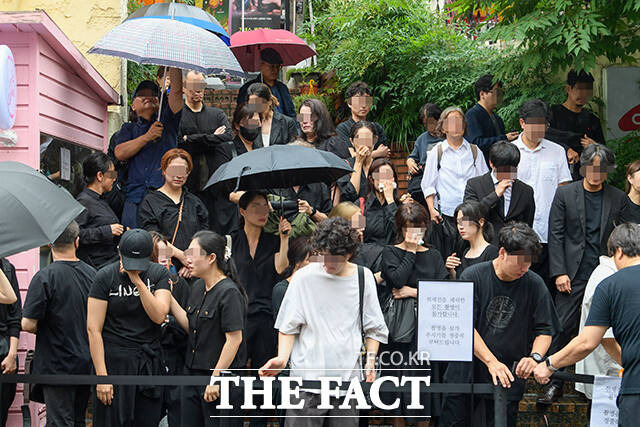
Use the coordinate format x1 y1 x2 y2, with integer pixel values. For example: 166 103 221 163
417 280 474 362
60 147 71 181
603 66 640 139
591 375 621 426
0 45 17 130
229 0 281 34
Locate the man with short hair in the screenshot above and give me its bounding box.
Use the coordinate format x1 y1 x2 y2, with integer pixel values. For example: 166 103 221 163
259 217 388 426
333 81 390 160
178 70 233 217
441 223 558 427
465 74 520 161
22 220 96 426
512 98 572 294
547 69 605 177
464 140 536 240
541 143 631 403
237 48 296 118
534 223 640 426
114 68 183 229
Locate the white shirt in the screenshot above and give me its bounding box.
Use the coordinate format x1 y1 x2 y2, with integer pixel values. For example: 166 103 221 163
491 171 512 217
262 132 271 147
420 139 489 216
275 262 388 393
575 256 621 399
513 135 571 243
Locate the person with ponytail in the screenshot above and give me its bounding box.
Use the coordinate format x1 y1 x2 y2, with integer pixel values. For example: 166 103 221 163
445 201 499 279
169 230 247 426
247 83 297 147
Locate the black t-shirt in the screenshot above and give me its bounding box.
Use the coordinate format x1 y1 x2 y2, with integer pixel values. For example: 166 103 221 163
457 244 499 276
185 278 247 371
381 246 449 289
89 262 171 345
231 229 281 317
446 261 559 400
23 260 96 375
547 104 605 153
628 198 640 224
586 264 640 394
576 188 603 280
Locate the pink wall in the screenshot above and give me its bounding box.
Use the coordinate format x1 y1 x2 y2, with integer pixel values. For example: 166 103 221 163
1 25 113 426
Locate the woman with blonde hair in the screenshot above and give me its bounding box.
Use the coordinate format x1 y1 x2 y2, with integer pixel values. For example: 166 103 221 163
247 83 297 147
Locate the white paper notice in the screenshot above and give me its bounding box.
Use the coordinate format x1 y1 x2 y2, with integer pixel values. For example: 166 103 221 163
417 281 474 362
591 375 621 426
60 147 71 181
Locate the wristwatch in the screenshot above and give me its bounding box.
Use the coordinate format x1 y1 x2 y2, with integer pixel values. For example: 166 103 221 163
310 207 317 217
530 352 545 363
545 356 558 372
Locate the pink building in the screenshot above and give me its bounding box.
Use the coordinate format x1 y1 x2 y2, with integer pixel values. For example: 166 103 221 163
0 11 118 426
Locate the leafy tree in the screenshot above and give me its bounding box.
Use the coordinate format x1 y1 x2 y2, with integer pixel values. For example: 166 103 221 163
450 0 640 78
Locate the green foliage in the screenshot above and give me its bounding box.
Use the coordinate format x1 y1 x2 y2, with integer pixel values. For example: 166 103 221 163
299 0 507 149
607 131 640 191
450 0 640 79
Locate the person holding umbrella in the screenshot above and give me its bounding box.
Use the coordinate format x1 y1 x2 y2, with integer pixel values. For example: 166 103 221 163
247 83 297 147
87 229 172 427
236 48 296 119
113 67 183 230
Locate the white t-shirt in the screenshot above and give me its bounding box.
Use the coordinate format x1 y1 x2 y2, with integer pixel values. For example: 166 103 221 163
513 136 572 242
275 262 388 392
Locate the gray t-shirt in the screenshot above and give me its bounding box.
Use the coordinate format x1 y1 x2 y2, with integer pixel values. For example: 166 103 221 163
275 262 388 391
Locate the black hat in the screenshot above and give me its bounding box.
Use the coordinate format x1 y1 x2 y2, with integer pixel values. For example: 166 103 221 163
119 229 153 271
260 48 283 65
131 80 160 101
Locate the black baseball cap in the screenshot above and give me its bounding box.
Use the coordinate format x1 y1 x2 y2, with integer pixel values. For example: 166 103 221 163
119 229 153 271
132 80 160 101
260 48 283 65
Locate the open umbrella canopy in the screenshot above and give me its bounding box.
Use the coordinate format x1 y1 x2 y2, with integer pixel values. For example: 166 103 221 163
230 29 316 72
0 161 85 258
204 145 353 193
126 2 230 46
89 18 244 77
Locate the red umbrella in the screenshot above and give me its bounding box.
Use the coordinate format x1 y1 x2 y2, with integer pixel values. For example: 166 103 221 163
230 29 316 72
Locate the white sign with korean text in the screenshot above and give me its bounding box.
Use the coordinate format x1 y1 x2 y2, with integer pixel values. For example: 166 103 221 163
591 375 621 427
417 281 473 362
60 147 71 181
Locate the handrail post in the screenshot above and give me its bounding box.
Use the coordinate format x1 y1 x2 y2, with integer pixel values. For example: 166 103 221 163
493 385 507 427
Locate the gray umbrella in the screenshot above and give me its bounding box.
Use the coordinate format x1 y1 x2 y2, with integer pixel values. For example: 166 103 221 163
0 161 85 258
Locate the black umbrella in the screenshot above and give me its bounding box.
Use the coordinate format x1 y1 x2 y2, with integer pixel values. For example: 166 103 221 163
0 161 85 258
204 145 353 193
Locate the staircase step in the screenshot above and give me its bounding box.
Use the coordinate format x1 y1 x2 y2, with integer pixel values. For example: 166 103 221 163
517 393 590 426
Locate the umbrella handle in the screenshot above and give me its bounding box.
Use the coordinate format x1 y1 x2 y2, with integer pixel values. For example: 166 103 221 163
232 166 251 193
157 66 168 120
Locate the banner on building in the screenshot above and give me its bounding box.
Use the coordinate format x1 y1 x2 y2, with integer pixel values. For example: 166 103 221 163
229 0 281 34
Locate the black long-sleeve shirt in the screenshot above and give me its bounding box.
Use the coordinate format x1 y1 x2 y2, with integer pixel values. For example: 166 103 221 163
75 188 120 269
0 258 22 339
380 246 449 289
178 103 233 193
362 195 398 246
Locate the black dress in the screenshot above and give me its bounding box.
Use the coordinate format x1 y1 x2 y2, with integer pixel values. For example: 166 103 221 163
139 188 209 269
380 246 449 420
456 244 500 277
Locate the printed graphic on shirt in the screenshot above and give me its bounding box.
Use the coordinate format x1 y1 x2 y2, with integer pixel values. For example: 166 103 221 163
108 278 155 298
485 295 515 330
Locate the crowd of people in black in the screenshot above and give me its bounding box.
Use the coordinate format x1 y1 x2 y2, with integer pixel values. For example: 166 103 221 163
2 61 640 427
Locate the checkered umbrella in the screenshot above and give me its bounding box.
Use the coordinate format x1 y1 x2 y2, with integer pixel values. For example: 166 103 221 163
89 18 244 77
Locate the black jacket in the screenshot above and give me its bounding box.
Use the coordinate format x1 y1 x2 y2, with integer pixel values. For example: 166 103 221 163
178 103 233 193
0 259 21 341
465 103 506 160
139 189 209 252
463 172 536 241
255 111 297 147
76 188 120 269
548 181 631 280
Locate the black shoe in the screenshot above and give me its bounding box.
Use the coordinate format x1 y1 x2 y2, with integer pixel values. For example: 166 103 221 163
537 383 563 404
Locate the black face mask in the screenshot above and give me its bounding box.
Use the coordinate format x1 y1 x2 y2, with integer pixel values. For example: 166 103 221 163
240 126 260 142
